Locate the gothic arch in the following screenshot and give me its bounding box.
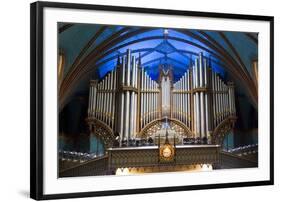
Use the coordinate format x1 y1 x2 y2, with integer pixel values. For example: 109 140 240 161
87 117 115 148
212 116 237 145
137 118 193 138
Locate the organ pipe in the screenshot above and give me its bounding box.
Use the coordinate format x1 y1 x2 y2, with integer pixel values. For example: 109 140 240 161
87 50 236 146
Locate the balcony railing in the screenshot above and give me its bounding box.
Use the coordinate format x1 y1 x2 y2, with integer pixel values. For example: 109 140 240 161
59 145 220 177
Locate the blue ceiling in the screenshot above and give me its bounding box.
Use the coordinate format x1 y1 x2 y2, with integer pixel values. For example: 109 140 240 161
95 28 224 81
58 23 258 104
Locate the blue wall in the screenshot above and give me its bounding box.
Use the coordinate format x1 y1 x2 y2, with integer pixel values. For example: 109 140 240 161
223 131 234 150
89 135 105 155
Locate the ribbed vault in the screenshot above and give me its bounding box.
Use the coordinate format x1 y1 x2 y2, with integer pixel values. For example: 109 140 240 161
58 23 258 111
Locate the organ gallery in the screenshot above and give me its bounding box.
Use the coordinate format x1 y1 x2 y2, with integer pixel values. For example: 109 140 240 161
58 26 258 177
87 51 236 145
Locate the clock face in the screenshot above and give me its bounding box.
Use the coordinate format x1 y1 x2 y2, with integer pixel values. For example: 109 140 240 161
163 147 172 158
160 144 174 161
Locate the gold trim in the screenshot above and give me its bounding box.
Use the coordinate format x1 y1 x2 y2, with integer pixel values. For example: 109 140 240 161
159 143 175 162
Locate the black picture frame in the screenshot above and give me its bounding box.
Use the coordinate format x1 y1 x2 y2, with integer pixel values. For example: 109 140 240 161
30 1 274 200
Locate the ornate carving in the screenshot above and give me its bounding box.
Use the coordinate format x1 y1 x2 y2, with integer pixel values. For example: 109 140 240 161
108 145 220 170
212 116 237 145
87 117 115 148
137 117 193 138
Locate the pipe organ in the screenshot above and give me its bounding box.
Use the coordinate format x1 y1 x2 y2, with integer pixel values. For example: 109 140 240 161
87 50 236 146
160 68 172 118
172 70 191 128
140 68 160 129
117 50 139 143
173 53 236 140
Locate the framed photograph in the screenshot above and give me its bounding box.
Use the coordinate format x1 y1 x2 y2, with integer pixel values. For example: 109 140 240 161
30 1 274 200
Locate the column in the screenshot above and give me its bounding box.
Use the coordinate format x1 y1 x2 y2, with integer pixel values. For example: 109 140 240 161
204 59 209 138
119 92 124 145
212 72 216 128
148 78 151 123
187 70 191 127
195 59 200 138
199 55 205 139
141 68 144 128
97 83 101 119
108 73 112 126
143 73 147 125
118 56 125 145
88 84 93 117
101 80 105 122
91 80 98 118
125 50 131 142
111 70 116 129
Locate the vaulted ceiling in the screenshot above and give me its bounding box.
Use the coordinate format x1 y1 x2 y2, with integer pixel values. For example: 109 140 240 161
58 23 258 110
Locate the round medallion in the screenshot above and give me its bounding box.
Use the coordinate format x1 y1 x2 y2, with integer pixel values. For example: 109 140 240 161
160 144 175 161
163 146 172 158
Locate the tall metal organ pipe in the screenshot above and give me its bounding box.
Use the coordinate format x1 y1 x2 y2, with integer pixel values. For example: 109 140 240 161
87 50 236 146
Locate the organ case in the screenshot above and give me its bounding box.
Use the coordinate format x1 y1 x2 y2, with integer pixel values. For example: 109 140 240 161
87 50 236 146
